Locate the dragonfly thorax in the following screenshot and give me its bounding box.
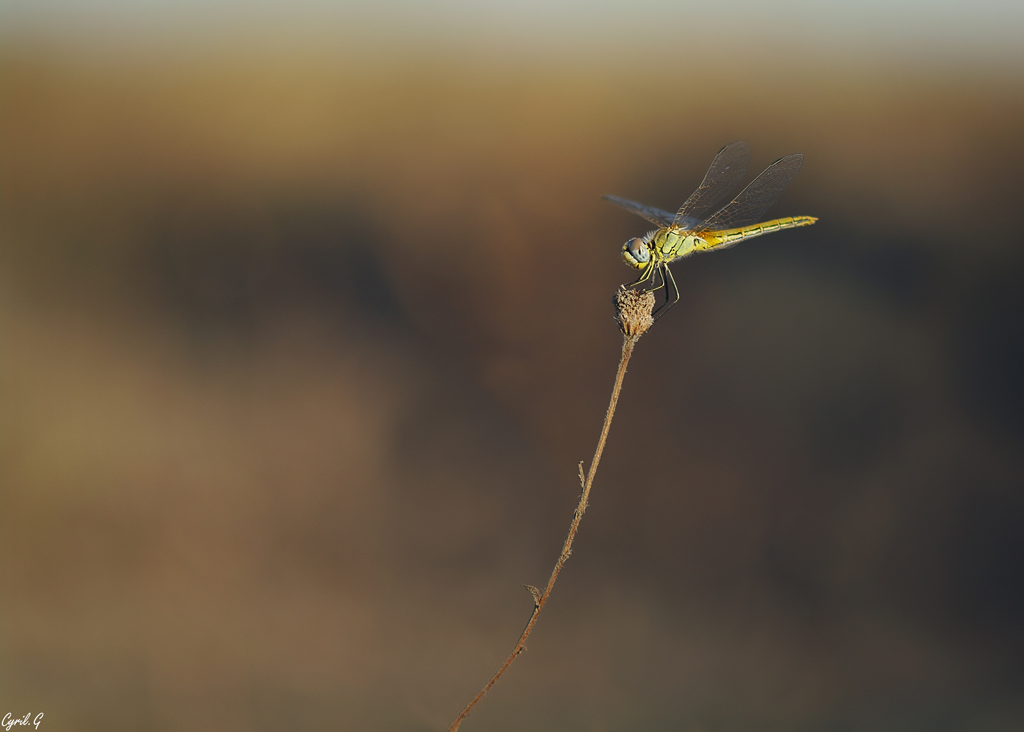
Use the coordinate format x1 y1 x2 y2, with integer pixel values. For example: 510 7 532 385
652 227 701 262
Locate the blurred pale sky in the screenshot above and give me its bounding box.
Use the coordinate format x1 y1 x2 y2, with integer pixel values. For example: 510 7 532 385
3 0 1023 66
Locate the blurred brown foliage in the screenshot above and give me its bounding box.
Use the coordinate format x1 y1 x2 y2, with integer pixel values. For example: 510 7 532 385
2 41 1024 731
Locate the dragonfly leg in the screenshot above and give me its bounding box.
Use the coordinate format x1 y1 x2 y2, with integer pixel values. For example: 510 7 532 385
629 262 657 288
647 265 666 293
652 265 680 321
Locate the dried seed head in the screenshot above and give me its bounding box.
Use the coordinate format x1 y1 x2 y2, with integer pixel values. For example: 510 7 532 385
614 287 655 337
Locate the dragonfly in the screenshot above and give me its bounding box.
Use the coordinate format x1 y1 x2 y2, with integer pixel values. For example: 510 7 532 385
604 141 817 317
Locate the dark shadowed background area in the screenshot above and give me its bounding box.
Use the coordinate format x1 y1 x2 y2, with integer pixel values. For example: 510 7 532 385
2 1 1023 730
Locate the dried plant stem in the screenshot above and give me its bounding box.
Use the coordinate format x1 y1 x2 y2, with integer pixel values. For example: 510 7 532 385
446 289 652 732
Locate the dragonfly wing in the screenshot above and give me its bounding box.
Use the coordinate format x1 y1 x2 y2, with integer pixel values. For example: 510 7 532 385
603 195 676 228
672 141 751 227
697 153 804 233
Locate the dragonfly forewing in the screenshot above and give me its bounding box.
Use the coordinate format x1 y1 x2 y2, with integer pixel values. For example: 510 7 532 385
672 141 751 228
696 153 804 233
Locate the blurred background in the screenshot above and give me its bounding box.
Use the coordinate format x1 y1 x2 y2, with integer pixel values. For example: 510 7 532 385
2 1 1023 730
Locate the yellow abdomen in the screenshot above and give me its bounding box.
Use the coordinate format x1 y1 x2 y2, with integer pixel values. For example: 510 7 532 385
696 216 818 251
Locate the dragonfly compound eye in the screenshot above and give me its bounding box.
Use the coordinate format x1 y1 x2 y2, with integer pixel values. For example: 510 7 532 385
623 237 650 267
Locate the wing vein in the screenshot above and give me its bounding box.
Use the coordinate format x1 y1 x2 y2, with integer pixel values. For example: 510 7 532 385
697 153 804 232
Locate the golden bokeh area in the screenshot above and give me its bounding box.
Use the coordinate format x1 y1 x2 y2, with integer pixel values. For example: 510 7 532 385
2 42 1024 731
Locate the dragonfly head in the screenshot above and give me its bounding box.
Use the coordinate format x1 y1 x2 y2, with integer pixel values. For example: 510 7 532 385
622 235 652 269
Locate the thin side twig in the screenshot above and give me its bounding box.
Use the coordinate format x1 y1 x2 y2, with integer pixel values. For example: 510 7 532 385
446 287 654 732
